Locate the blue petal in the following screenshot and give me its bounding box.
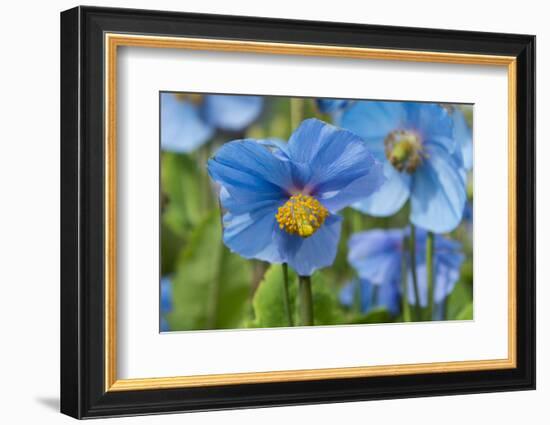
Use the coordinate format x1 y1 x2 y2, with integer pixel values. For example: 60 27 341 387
375 278 401 315
202 95 263 131
285 118 353 164
339 280 358 307
463 200 473 224
316 99 350 114
348 229 404 285
433 302 446 321
433 237 464 303
160 276 172 313
218 186 281 216
208 139 293 205
285 119 386 211
410 145 467 233
452 107 473 171
355 279 375 313
340 278 400 316
222 210 284 263
407 263 428 307
404 103 455 153
338 101 407 161
160 316 170 332
406 232 464 308
352 161 411 216
160 93 214 153
276 215 342 276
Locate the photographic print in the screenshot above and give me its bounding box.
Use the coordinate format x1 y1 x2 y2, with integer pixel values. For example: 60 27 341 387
160 92 474 332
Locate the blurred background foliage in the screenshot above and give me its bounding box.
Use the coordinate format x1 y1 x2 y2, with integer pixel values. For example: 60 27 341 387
161 96 473 332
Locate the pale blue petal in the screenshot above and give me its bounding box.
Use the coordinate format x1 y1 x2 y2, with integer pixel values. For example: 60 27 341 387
160 276 172 313
404 103 455 153
222 209 284 263
410 145 467 233
276 215 342 276
340 278 400 316
433 237 465 303
452 107 473 171
202 95 263 131
339 280 358 307
339 101 407 161
407 263 428 307
218 186 282 216
286 118 358 164
348 229 404 285
407 232 464 308
352 161 411 216
160 93 214 153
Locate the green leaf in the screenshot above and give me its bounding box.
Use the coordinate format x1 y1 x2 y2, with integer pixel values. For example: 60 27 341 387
310 272 345 325
454 302 474 321
349 307 393 324
446 280 473 320
161 152 204 236
250 266 345 328
251 265 297 328
168 212 252 331
160 220 185 275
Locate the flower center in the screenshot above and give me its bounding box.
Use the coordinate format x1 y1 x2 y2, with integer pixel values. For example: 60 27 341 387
275 194 329 238
384 130 424 173
174 93 203 105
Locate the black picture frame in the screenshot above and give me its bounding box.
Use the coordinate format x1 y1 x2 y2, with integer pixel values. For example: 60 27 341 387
61 5 536 419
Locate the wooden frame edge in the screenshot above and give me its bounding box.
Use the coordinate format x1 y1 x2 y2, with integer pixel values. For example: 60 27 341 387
103 33 518 392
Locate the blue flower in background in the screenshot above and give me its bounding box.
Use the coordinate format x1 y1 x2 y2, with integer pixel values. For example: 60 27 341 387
451 106 473 171
340 278 401 316
346 228 464 319
208 118 385 276
339 101 467 233
161 93 264 153
316 99 352 114
160 276 172 332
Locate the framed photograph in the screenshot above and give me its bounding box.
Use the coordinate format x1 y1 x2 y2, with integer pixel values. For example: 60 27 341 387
60 6 535 419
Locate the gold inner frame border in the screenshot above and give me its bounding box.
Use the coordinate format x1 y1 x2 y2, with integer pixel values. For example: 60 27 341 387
104 33 517 392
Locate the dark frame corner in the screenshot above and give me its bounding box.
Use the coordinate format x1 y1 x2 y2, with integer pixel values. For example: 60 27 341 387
61 5 535 419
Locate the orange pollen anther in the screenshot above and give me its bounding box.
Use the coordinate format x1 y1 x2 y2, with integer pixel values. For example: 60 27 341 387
275 194 329 238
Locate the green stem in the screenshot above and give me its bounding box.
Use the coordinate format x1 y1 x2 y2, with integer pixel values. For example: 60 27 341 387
425 231 435 320
298 275 314 326
409 224 422 321
282 264 294 326
401 235 412 322
290 98 304 131
352 210 362 233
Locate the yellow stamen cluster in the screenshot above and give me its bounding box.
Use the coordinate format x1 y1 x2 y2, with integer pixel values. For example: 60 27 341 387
275 194 329 238
384 129 425 173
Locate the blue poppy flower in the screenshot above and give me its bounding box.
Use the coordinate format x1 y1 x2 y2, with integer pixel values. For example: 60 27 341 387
160 317 170 332
161 93 264 153
347 228 464 319
208 118 385 276
160 276 172 332
451 106 473 171
316 99 352 114
340 278 401 316
463 200 473 223
339 101 467 233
